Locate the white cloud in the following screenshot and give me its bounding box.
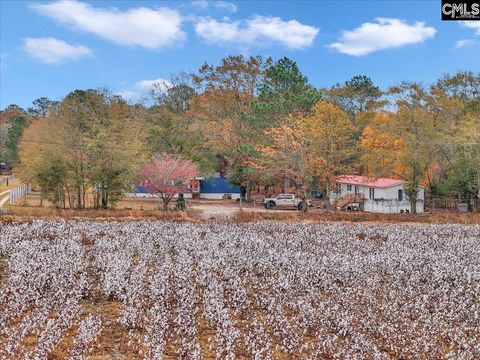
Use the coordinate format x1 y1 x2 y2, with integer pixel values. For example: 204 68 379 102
115 91 137 99
191 1 237 13
461 21 480 35
214 2 237 13
455 39 475 48
23 37 93 64
195 17 242 43
328 18 436 56
135 79 173 93
191 0 209 10
195 15 319 49
114 79 172 102
30 0 185 49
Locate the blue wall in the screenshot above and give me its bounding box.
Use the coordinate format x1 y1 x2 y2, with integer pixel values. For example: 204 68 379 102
200 177 240 194
135 185 147 193
134 177 240 194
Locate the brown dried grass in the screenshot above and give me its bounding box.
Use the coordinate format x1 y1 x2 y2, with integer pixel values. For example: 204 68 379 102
234 209 480 225
1 203 479 225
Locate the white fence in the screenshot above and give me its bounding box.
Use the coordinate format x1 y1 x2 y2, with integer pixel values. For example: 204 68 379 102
9 184 31 204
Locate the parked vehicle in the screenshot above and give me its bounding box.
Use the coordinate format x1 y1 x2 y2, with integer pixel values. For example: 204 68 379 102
263 193 312 210
0 161 12 175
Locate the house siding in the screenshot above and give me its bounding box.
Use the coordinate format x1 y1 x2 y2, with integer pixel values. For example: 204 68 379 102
128 175 241 199
200 177 241 194
199 176 241 199
200 193 241 200
331 182 424 213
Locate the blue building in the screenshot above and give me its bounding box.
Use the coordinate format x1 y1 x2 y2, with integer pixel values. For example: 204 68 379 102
199 175 241 199
131 174 241 200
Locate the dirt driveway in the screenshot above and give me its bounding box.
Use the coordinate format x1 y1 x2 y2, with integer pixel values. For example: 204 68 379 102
120 196 306 217
191 202 300 218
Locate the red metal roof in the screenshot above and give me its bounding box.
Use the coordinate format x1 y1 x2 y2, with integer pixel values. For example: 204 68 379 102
336 175 404 188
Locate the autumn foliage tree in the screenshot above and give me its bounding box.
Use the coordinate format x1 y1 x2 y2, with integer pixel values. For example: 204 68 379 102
251 58 321 194
17 89 141 209
327 75 384 135
189 55 271 200
304 101 356 198
431 72 480 206
388 82 441 213
257 115 316 201
258 101 355 208
139 154 198 210
359 112 405 178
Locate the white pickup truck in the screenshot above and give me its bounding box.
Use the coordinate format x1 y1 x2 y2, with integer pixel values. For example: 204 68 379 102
263 194 312 210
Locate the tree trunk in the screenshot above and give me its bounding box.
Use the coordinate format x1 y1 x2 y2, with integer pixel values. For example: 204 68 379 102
102 193 107 209
301 186 308 213
77 186 82 209
283 169 290 193
240 186 246 200
245 181 252 202
101 185 108 209
56 185 62 208
82 183 86 209
325 181 332 208
163 196 172 211
406 184 419 214
410 193 417 214
93 187 98 209
66 185 72 209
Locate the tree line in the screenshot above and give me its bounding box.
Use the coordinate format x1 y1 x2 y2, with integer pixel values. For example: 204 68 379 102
0 56 478 211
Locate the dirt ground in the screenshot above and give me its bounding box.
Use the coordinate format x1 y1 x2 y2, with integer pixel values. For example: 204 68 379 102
120 196 300 214
11 192 303 214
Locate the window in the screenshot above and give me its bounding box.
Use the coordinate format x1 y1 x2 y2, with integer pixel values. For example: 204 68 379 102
398 189 404 201
354 186 359 195
347 184 352 191
369 187 375 199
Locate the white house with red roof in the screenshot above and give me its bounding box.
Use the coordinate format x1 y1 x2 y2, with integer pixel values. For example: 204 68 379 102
330 175 424 213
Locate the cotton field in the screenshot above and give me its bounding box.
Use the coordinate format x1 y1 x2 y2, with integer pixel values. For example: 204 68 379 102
0 220 479 359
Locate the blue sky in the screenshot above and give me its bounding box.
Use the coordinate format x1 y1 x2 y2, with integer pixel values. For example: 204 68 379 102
1 0 479 109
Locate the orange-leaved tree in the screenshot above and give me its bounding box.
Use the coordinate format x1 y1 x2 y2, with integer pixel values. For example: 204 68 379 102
189 55 271 200
304 101 356 201
257 114 317 203
359 112 405 178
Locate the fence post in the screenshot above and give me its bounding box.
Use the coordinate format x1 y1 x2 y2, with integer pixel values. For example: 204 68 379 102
8 183 30 205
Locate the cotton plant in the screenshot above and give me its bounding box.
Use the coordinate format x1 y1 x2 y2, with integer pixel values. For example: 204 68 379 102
0 220 479 359
68 314 102 360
